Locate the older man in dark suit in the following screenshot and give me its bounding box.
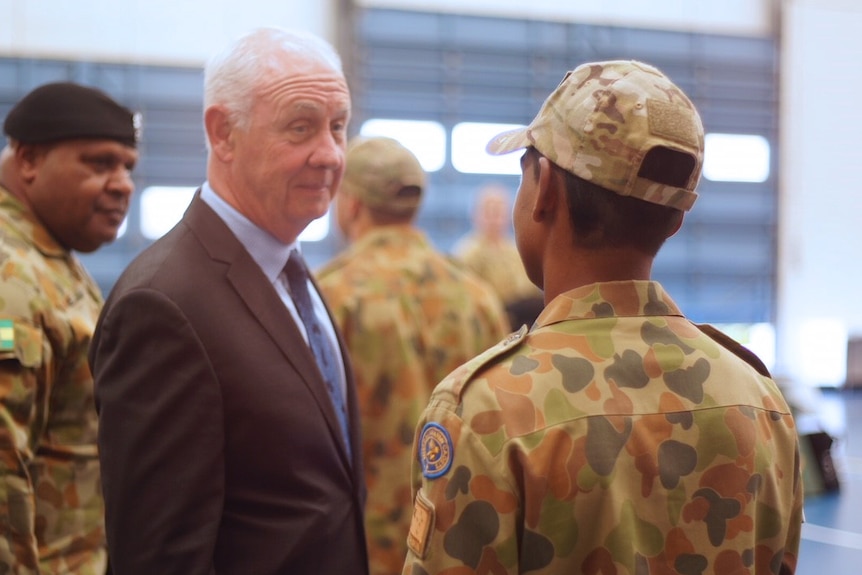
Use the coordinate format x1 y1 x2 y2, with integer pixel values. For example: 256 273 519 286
89 27 368 575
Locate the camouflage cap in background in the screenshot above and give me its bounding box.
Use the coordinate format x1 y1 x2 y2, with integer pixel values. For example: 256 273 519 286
486 60 704 211
341 136 426 214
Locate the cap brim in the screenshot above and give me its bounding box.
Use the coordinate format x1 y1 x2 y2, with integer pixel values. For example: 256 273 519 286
486 126 530 156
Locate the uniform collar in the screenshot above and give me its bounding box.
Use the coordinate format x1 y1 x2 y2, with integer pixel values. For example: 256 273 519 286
353 225 428 250
535 280 684 329
0 185 69 258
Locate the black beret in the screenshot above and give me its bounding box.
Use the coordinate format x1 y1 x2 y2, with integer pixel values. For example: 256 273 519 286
3 82 138 147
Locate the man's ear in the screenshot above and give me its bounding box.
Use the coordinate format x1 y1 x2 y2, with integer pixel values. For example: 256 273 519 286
532 156 560 222
344 193 363 221
667 212 685 238
204 106 235 161
15 143 44 184
338 193 366 241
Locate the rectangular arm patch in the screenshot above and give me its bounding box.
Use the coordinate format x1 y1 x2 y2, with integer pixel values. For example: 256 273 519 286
406 489 435 559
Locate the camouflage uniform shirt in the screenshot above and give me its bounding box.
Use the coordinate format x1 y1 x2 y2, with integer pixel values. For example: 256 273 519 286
317 226 510 575
0 186 106 574
403 280 803 575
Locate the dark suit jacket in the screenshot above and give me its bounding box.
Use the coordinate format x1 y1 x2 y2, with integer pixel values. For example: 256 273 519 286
90 194 369 575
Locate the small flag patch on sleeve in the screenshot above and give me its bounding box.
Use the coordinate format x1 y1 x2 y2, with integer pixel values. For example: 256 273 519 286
0 320 15 351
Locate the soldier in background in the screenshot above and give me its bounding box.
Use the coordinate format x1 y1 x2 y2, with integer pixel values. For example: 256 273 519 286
402 60 803 574
452 183 544 329
316 136 509 575
0 82 138 574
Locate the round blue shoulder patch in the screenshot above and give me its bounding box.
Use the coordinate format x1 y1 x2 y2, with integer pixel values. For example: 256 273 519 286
418 422 453 478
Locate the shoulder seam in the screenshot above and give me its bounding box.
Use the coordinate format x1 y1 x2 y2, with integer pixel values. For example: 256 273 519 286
695 323 772 378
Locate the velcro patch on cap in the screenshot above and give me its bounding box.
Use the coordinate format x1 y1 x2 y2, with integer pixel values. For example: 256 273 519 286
406 489 436 559
647 99 700 148
419 422 453 478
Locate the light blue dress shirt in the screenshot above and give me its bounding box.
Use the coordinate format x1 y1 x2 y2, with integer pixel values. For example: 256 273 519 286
199 182 348 403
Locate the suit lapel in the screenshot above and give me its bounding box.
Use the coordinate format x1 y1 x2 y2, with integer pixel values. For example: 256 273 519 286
183 195 355 471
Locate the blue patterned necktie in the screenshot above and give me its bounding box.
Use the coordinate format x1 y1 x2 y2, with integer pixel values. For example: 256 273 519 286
283 250 351 460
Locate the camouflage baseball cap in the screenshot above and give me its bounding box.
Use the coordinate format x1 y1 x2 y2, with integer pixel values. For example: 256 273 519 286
341 136 426 214
487 60 704 211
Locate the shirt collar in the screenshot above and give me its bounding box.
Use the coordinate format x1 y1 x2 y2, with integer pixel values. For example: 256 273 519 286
353 225 428 250
199 182 295 283
535 280 684 329
0 185 68 258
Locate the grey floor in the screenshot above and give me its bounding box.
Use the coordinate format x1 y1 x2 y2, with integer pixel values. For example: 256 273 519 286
793 386 862 573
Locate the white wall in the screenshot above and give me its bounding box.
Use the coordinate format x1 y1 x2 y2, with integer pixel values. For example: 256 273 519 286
0 0 337 66
0 0 774 65
356 0 775 36
777 0 862 386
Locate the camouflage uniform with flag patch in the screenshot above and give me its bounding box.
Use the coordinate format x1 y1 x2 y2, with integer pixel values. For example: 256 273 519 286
403 281 802 574
0 186 107 574
317 225 510 575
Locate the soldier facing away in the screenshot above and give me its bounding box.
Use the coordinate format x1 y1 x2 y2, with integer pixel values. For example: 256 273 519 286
317 136 510 575
402 60 803 575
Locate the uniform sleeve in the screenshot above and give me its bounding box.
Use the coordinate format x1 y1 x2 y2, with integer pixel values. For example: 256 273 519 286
781 439 805 574
90 289 222 575
0 318 45 574
402 404 521 575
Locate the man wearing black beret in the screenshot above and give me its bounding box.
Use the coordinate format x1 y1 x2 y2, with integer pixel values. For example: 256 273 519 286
0 82 138 574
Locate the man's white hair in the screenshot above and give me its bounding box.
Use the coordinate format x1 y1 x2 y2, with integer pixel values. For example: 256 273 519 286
203 27 344 133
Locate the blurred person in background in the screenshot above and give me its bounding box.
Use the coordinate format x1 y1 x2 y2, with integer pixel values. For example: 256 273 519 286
89 27 368 575
452 183 544 329
0 82 138 574
316 136 509 575
403 60 803 574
